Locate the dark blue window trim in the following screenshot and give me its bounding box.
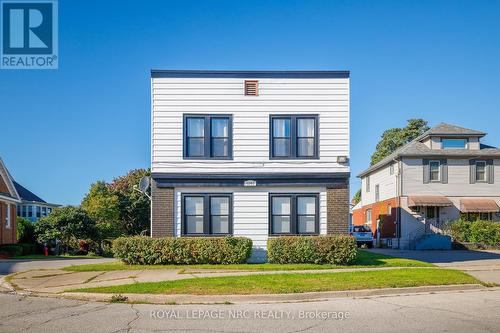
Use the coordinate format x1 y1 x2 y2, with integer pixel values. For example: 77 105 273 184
183 114 233 160
268 193 320 235
181 193 233 236
269 115 319 160
151 70 350 79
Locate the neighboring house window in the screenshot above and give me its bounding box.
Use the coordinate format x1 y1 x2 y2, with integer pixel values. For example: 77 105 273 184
442 138 467 149
475 161 487 182
389 164 394 175
387 204 392 215
36 206 41 218
27 205 33 217
366 176 370 192
365 209 372 225
17 205 21 217
269 194 319 235
182 194 232 235
184 115 233 159
42 206 47 217
429 160 441 182
375 184 380 202
47 208 52 214
270 115 318 159
21 205 27 217
5 204 10 228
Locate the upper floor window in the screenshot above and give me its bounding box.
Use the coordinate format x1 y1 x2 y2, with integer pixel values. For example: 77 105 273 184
429 160 441 182
182 194 232 235
442 138 467 149
184 115 233 159
269 194 319 235
475 161 487 182
366 176 370 192
270 115 318 159
375 184 380 202
389 164 394 175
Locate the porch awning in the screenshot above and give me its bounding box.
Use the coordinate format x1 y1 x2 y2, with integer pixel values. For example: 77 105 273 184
460 199 500 213
408 196 453 207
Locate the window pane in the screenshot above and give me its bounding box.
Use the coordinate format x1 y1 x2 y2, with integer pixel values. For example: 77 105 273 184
210 197 229 215
297 138 314 156
211 138 228 157
298 197 316 215
442 139 467 149
272 197 290 215
273 138 290 157
273 118 290 137
186 216 204 234
430 161 440 181
476 162 486 181
187 118 204 137
298 216 316 233
211 216 229 234
273 216 290 233
211 118 228 137
185 197 204 215
187 138 204 156
297 118 315 137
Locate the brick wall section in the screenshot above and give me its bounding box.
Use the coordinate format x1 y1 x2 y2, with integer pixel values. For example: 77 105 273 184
326 183 350 234
151 180 174 237
352 197 398 238
0 202 17 245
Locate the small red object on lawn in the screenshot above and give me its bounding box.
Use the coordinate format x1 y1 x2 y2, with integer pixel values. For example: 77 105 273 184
44 246 49 257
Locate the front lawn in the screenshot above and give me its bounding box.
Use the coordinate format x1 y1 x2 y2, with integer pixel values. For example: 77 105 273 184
70 268 479 295
63 250 433 272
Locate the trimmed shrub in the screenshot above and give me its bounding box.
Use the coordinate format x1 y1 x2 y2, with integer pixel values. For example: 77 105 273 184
0 244 23 257
450 219 500 246
112 236 253 265
267 235 357 265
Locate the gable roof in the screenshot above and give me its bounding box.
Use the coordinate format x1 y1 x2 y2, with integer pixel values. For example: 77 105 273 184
0 157 21 202
358 123 500 178
13 181 46 203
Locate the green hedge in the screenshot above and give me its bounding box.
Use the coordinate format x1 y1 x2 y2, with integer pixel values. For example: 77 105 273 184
267 235 357 265
112 236 253 265
0 243 38 257
450 220 500 246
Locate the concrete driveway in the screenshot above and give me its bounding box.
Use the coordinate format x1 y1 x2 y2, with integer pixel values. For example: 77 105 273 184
0 258 117 276
368 249 500 284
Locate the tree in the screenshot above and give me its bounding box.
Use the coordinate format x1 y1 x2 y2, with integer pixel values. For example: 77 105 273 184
352 119 429 204
16 217 35 243
109 169 151 235
81 181 122 239
34 206 98 253
370 119 429 166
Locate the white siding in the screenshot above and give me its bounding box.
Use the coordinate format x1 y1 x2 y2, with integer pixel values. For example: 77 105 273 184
361 163 398 206
174 186 327 261
402 158 500 196
151 77 349 174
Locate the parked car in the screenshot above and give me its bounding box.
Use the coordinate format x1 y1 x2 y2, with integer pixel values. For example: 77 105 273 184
350 225 374 248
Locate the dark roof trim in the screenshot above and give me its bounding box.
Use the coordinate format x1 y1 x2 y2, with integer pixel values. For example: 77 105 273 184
152 172 349 187
151 70 350 79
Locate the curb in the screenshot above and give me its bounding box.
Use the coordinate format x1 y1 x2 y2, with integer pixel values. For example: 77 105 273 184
60 284 489 304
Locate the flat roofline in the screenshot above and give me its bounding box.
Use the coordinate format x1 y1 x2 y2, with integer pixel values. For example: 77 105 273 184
151 70 350 79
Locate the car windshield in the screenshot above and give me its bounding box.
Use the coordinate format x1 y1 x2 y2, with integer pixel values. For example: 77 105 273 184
353 225 371 232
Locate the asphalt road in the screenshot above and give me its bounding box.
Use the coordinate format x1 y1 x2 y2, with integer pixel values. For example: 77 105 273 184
0 289 499 332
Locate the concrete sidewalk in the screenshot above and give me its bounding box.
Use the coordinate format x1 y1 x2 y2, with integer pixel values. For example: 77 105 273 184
7 266 432 294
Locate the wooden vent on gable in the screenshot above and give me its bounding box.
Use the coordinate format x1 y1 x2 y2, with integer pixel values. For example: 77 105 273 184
244 80 259 96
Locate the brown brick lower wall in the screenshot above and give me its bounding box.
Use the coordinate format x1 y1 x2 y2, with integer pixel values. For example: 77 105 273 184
151 181 174 237
326 183 350 234
0 202 17 245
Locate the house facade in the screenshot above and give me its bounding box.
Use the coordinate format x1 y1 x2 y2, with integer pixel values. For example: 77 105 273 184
0 158 21 245
14 181 59 222
150 70 350 261
353 123 500 249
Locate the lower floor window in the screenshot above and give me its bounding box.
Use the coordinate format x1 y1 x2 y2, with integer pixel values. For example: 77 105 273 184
461 212 493 221
182 194 232 235
269 194 319 235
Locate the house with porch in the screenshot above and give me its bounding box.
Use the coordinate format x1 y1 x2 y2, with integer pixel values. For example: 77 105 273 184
150 70 351 262
352 123 500 249
14 181 59 222
0 158 21 245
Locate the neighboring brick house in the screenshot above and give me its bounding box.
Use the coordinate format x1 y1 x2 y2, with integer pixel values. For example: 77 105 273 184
150 70 350 261
353 123 500 249
0 158 21 245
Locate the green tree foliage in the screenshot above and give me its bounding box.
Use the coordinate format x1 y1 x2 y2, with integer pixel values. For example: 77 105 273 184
34 206 98 252
370 119 429 166
81 181 122 239
352 189 361 205
16 217 35 243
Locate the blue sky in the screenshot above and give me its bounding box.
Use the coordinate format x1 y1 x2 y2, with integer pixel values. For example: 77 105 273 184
1 0 500 205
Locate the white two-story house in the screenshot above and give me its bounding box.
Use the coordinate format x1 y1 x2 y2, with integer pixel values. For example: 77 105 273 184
353 123 500 249
150 70 350 261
